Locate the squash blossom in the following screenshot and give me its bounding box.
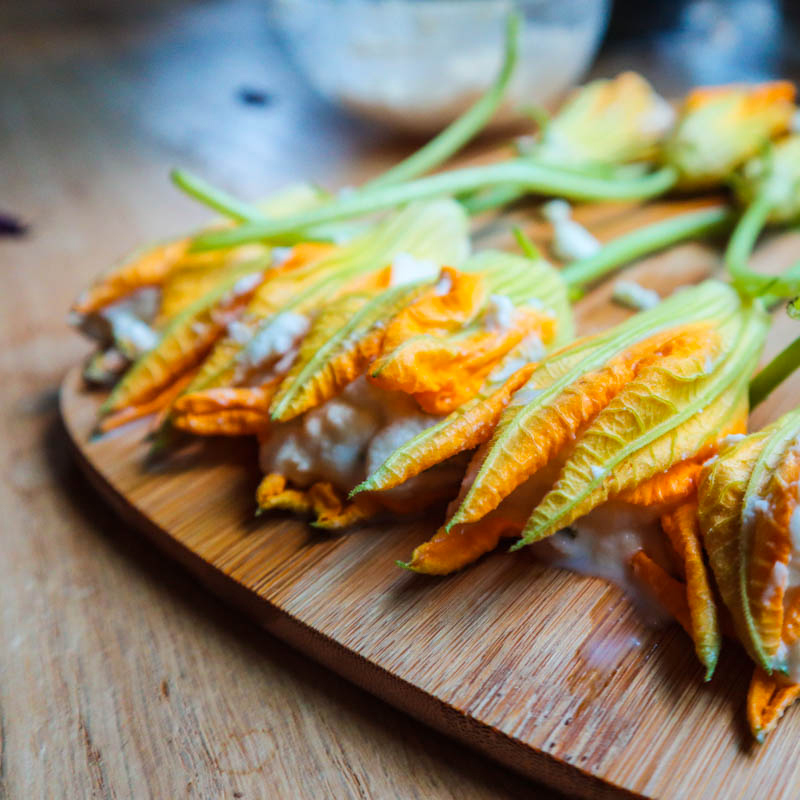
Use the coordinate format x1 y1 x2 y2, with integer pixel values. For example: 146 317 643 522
528 71 675 169
176 206 730 527
71 182 325 403
165 199 472 439
698 407 800 740
662 81 796 190
399 281 769 591
192 75 688 253
227 249 570 528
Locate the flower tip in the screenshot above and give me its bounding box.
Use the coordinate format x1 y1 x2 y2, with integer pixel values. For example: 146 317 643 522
396 559 415 571
348 482 367 500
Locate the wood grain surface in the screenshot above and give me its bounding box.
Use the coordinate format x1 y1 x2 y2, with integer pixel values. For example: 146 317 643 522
0 4 556 798
6 2 800 798
60 202 800 799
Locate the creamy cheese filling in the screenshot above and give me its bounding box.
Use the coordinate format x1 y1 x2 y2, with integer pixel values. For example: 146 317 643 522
448 464 674 623
259 377 442 491
541 199 602 262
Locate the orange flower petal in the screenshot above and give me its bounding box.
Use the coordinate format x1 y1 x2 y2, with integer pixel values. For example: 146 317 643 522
371 307 554 415
661 501 721 679
630 549 692 633
172 408 271 437
747 666 800 742
72 238 189 315
404 518 516 575
354 364 537 496
98 368 197 433
747 448 800 661
256 474 379 529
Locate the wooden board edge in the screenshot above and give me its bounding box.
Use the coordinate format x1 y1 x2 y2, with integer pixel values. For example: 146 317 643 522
59 366 644 800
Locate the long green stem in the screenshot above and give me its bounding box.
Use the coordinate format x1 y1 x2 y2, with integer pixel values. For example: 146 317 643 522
750 334 800 409
363 13 519 190
725 191 775 294
170 169 265 223
459 183 526 215
191 163 679 251
562 205 734 293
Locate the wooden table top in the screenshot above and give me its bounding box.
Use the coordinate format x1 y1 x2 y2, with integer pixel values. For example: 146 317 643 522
2 3 798 798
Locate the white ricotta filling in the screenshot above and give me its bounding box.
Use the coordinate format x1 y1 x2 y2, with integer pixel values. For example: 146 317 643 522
541 199 602 262
483 294 515 333
102 305 160 355
389 252 440 286
259 377 441 491
487 332 545 384
612 280 661 312
238 311 310 371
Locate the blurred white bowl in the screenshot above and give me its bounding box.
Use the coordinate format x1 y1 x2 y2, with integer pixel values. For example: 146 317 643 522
271 0 611 133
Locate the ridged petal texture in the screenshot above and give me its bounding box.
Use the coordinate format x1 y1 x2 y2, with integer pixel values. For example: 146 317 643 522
180 199 471 399
100 258 271 415
268 284 428 422
445 282 766 541
699 406 800 672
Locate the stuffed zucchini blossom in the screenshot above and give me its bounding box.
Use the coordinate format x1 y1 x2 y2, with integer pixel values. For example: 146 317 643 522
698 407 800 740
395 281 768 590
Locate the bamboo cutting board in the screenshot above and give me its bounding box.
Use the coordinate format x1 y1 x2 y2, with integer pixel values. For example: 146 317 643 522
60 202 800 800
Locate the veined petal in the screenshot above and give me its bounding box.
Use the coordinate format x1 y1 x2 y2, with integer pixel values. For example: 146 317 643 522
700 406 800 672
518 303 766 547
269 284 429 422
184 199 470 397
747 667 800 742
661 501 722 679
371 305 553 415
353 364 536 496
172 408 271 436
446 281 745 531
156 244 272 323
256 474 380 529
100 259 269 415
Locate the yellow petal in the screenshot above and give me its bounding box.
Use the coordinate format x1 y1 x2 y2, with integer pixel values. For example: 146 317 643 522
72 238 189 315
664 81 796 189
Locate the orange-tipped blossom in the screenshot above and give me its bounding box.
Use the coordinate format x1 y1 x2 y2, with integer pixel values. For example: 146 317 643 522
100 261 268 416
699 406 800 674
72 238 191 316
180 199 470 401
172 383 279 436
397 282 767 575
660 501 721 678
97 367 198 434
256 473 381 529
747 667 800 742
370 296 554 414
663 81 796 189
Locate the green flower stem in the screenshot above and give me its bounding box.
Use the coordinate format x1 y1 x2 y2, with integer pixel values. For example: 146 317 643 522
561 204 734 294
191 163 679 251
171 169 265 223
750 334 800 409
725 191 775 294
458 183 526 215
363 13 519 190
